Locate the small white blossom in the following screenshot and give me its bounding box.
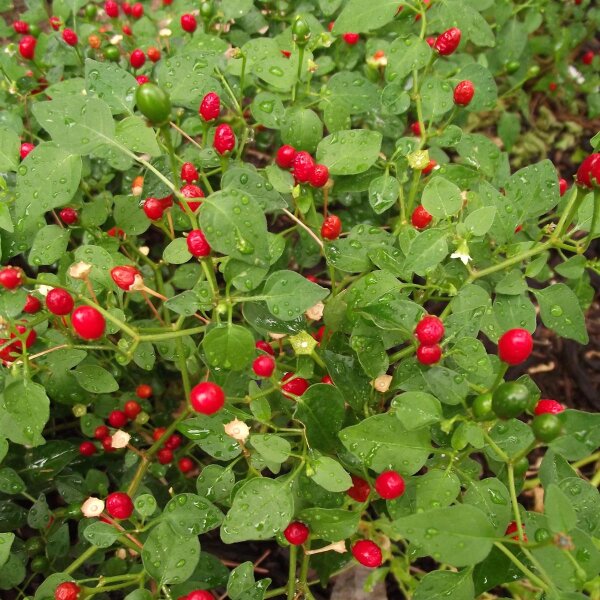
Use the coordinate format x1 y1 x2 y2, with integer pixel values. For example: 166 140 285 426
111 430 131 449
224 419 250 443
68 261 92 280
81 497 105 518
110 34 123 45
450 250 472 265
268 332 286 340
372 374 392 393
36 285 54 297
115 548 127 559
139 246 150 256
305 302 324 321
159 28 172 38
129 274 146 292
306 540 347 555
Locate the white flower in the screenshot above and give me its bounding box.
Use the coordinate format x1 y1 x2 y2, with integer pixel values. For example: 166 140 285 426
224 419 250 443
109 35 123 45
305 302 324 321
450 250 472 265
111 430 131 449
129 274 146 292
115 548 127 559
568 65 585 85
158 28 172 38
139 246 150 256
372 375 392 393
36 285 54 297
268 332 286 340
68 261 92 280
306 540 347 555
81 497 105 518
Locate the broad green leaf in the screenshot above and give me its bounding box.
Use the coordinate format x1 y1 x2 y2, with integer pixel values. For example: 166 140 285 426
116 117 161 156
73 365 119 393
534 284 588 344
339 413 431 474
421 76 454 120
298 508 360 541
403 229 448 275
221 0 252 20
28 225 70 266
485 419 534 461
323 350 371 414
250 92 285 129
83 521 121 548
135 494 157 517
179 412 242 461
0 379 49 447
392 392 442 431
0 533 14 568
463 478 511 535
505 160 560 217
415 470 461 511
333 0 404 34
369 173 400 214
250 435 291 465
261 270 328 321
85 58 137 115
142 521 200 585
164 238 192 265
558 477 600 536
545 484 577 534
221 478 293 543
309 457 352 493
163 493 223 536
392 505 495 566
196 465 236 503
200 189 270 267
325 72 379 115
422 177 462 218
463 206 497 236
281 108 323 153
456 133 502 179
386 36 432 83
0 128 19 171
413 569 475 600
0 468 25 494
227 562 255 599
202 325 255 371
32 96 115 154
550 410 600 461
316 130 382 175
221 166 285 212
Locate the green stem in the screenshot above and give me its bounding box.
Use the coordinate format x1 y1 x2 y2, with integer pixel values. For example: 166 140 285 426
78 296 138 340
493 542 549 592
138 326 206 342
65 545 99 574
287 545 298 600
482 430 510 463
160 125 180 188
298 545 311 596
507 463 525 542
292 46 305 103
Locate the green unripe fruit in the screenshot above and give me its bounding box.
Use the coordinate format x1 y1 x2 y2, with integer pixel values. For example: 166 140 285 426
30 555 49 572
29 24 41 38
292 17 311 46
531 413 562 443
526 65 540 78
513 456 529 478
472 392 494 421
85 4 98 19
200 1 214 18
534 527 551 543
135 83 172 126
505 61 520 74
25 536 44 556
492 382 531 419
104 45 120 62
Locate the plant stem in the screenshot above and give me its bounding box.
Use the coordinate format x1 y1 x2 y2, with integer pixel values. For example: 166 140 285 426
287 545 297 600
493 542 549 592
65 544 99 574
292 46 305 103
507 463 525 542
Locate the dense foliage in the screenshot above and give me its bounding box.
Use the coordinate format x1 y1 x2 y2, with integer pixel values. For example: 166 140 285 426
0 0 599 599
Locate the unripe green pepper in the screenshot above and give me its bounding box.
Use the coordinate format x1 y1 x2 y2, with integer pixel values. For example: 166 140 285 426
135 83 172 126
292 17 311 47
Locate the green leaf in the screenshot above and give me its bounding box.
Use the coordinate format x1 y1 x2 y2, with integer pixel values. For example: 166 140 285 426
316 130 382 175
221 166 286 212
0 379 49 447
422 177 462 218
179 412 242 461
550 410 600 461
116 117 161 156
558 477 600 536
421 76 454 120
85 58 137 115
485 419 534 461
386 36 432 83
200 189 270 267
28 225 70 266
392 505 495 567
73 245 116 288
298 508 360 541
281 108 323 153
403 229 448 275
164 238 192 265
27 494 51 528
323 350 371 414
415 470 461 512
0 534 14 568
163 493 223 536
413 569 475 600
458 64 498 112
333 0 403 34
227 562 255 599
261 270 328 321
196 465 236 503
505 160 560 218
73 365 119 393
83 521 121 548
220 478 293 543
0 468 25 494
309 457 352 493
221 0 252 20
392 392 442 431
339 413 431 474
369 173 400 214
16 143 82 219
202 325 255 371
534 284 588 344
250 435 291 465
463 478 511 535
0 128 19 171
142 521 200 585
134 494 157 517
545 484 577 534
456 133 502 179
325 72 379 115
32 96 115 154
250 92 285 129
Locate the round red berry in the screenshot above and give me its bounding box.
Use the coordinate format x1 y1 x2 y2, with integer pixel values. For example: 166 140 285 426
54 581 80 600
213 124 236 155
199 92 220 121
180 13 197 32
187 592 215 600
343 32 360 45
13 20 29 34
321 215 342 240
375 470 405 500
59 207 78 224
130 49 146 69
143 197 165 220
157 448 173 464
19 35 37 60
108 410 128 428
256 340 274 356
136 384 153 399
576 153 600 188
46 289 74 316
20 142 35 159
276 145 297 169
153 427 167 441
105 492 134 519
415 315 444 345
104 0 119 17
94 425 109 440
253 355 275 377
434 27 461 56
62 28 78 46
558 178 568 196
497 328 533 365
187 230 211 257
131 2 143 18
347 475 370 502
190 382 225 414
292 151 315 183
178 457 194 473
181 162 199 184
72 306 106 340
147 46 160 62
321 375 333 384
534 399 564 416
410 122 421 136
352 540 382 568
582 50 594 66
136 75 149 85
122 24 132 36
163 434 180 451
411 205 432 229
124 400 141 419
79 441 96 457
0 267 23 290
111 265 140 291
101 436 115 452
505 521 527 541
310 164 329 188
180 183 204 212
23 294 41 314
281 372 309 397
416 344 442 365
453 80 475 106
284 521 309 545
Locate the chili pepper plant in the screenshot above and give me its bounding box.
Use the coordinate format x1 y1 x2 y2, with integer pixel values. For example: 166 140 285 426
0 0 600 599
